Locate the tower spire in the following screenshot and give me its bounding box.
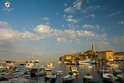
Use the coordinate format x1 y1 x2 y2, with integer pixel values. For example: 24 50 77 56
92 44 95 52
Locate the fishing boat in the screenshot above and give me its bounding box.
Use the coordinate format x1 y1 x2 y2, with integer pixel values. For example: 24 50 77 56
45 62 54 71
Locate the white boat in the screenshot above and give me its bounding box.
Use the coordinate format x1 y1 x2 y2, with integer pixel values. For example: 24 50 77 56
83 74 94 83
79 59 96 65
56 71 63 76
70 66 78 73
45 62 54 71
70 66 79 76
0 81 11 83
57 61 62 64
83 74 93 79
107 62 119 67
12 68 28 77
102 73 118 82
62 74 74 82
113 69 124 79
0 70 13 81
26 60 40 69
44 74 57 82
4 60 15 70
10 77 30 83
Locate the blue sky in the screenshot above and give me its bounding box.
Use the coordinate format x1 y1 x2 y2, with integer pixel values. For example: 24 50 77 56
0 0 124 60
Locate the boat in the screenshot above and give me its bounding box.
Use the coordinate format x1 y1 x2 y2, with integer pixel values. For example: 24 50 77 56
10 77 30 83
98 67 110 76
30 67 46 77
62 74 74 82
79 59 96 65
26 60 40 69
44 74 57 83
45 62 54 71
107 62 119 68
56 71 63 76
12 67 29 78
70 66 79 76
0 69 13 81
57 61 62 64
113 69 124 80
4 60 15 70
83 73 93 83
102 73 118 83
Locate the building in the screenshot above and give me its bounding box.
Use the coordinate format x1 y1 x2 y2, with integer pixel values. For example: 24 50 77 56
114 52 124 61
97 50 114 61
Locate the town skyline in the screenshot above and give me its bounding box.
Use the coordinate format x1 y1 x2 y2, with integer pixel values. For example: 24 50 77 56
0 0 124 60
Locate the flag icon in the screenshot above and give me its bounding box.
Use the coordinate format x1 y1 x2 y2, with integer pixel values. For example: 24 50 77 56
5 1 10 8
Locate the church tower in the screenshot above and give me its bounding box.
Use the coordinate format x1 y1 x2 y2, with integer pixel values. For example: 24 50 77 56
92 44 95 52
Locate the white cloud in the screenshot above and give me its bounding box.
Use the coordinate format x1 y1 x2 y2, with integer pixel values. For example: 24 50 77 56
80 24 100 29
110 11 121 16
0 28 17 40
19 31 40 40
81 5 100 14
42 17 49 21
34 24 95 42
0 21 9 28
0 22 40 41
73 0 83 10
64 0 83 13
65 15 78 23
34 25 53 33
64 7 74 13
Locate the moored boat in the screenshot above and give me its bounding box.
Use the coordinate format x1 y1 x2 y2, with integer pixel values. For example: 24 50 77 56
62 74 74 82
45 62 54 71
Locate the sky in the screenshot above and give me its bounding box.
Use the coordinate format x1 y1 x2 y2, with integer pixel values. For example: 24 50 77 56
0 0 124 61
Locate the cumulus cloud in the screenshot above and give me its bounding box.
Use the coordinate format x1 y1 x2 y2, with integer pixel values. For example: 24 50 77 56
34 24 95 42
0 28 17 40
81 24 100 29
0 21 9 27
19 31 40 40
34 25 53 33
0 21 40 41
65 15 78 23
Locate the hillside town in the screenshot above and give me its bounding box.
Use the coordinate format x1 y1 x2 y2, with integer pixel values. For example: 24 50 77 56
59 44 124 65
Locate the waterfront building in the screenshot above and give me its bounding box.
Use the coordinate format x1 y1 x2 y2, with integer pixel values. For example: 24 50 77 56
114 52 124 61
97 50 114 61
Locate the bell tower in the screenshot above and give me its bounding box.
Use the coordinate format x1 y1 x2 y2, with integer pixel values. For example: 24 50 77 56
92 44 95 52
